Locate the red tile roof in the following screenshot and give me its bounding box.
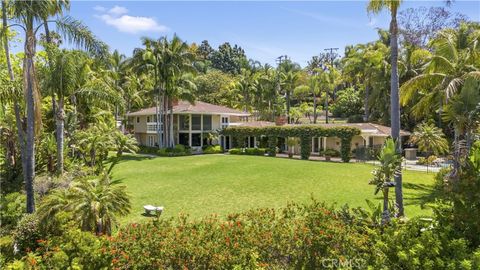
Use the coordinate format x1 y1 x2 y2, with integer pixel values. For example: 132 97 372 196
127 100 250 116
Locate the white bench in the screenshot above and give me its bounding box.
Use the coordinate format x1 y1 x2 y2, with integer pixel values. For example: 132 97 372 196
144 205 164 215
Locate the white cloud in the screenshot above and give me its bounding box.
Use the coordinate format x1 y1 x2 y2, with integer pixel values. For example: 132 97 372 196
95 6 169 34
93 5 106 12
108 5 128 16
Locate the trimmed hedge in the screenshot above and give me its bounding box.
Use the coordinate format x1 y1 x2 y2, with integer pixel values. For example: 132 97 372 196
222 125 360 162
157 144 192 157
202 145 224 154
229 148 267 156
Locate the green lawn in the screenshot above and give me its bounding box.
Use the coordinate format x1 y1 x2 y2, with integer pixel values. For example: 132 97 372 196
112 154 436 223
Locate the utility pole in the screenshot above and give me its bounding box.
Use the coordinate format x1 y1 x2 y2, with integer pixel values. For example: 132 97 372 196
274 55 288 122
323 48 338 124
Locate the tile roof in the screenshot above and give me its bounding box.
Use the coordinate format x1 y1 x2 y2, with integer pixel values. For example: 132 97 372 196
127 100 250 116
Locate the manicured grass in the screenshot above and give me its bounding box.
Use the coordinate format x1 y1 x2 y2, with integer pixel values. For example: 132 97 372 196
112 154 436 223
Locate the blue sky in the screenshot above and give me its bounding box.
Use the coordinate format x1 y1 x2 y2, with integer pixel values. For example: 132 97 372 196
62 1 480 66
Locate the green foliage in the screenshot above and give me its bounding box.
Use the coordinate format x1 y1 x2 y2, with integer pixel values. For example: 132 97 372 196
410 122 449 155
347 114 364 123
12 214 42 255
157 144 192 157
209 42 247 74
228 148 266 156
37 173 131 236
0 192 26 234
331 87 364 118
322 148 341 158
202 145 223 154
106 201 371 269
222 125 360 162
436 147 480 247
138 145 159 155
371 218 480 269
267 136 277 157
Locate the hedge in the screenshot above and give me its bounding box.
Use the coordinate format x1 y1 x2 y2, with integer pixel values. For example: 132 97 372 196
229 148 267 156
221 125 360 162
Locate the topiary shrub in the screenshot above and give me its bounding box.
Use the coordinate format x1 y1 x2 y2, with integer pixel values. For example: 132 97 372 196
202 145 223 154
228 148 243 155
340 137 353 162
267 136 277 157
300 136 311 160
324 148 340 157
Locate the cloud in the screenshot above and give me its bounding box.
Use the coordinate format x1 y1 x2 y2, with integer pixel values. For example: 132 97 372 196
93 5 106 12
108 5 128 16
95 5 169 34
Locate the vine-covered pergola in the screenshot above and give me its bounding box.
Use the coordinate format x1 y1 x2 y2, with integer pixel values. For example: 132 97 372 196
221 125 361 162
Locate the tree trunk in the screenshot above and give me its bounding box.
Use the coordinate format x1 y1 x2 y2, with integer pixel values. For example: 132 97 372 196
364 83 370 122
325 88 329 124
286 90 291 124
313 91 317 124
382 187 391 224
56 96 65 174
390 10 404 217
24 25 37 213
169 100 174 148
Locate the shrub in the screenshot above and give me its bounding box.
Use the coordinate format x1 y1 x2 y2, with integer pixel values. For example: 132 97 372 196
107 201 371 269
202 145 223 154
12 214 42 255
324 148 340 157
138 145 158 155
244 148 266 156
228 148 266 156
0 192 26 234
157 145 192 157
347 114 364 123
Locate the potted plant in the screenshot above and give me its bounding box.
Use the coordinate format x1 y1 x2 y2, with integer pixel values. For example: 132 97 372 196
286 137 299 158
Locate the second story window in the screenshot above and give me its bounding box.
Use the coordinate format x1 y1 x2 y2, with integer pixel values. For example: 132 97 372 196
192 114 201 130
221 116 229 128
136 117 140 123
203 115 212 130
147 116 151 122
179 115 189 130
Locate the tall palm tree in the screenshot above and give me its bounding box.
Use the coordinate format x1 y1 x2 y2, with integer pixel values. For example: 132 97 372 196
409 122 449 156
279 60 301 124
367 0 404 216
131 35 195 148
6 0 107 213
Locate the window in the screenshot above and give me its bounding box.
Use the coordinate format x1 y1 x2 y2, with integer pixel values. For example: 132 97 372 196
147 116 150 122
192 114 201 130
313 137 319 152
203 115 212 130
192 133 201 147
179 133 189 146
179 115 190 130
136 117 139 123
369 137 374 146
221 116 229 128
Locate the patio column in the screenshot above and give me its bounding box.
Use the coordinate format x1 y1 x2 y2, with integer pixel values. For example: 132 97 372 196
323 137 327 151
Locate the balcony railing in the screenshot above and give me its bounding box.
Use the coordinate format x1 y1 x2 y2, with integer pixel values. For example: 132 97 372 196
147 122 162 133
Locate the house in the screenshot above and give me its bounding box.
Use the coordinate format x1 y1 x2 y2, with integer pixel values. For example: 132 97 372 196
126 100 249 150
128 100 410 155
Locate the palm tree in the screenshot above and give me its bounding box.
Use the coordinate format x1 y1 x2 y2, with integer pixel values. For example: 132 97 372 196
38 173 130 235
6 0 107 213
409 122 449 156
279 60 301 124
400 23 480 118
367 0 404 216
369 138 402 223
443 78 480 179
131 35 195 148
